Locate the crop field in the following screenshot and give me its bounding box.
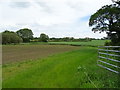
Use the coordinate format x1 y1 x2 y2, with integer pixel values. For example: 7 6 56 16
2 45 119 88
2 45 79 64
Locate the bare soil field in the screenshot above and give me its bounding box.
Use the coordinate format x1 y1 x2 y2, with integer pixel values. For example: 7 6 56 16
2 45 80 64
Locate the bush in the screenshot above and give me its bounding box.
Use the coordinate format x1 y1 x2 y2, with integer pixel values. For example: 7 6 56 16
2 30 23 44
39 33 49 42
104 41 112 46
105 41 120 46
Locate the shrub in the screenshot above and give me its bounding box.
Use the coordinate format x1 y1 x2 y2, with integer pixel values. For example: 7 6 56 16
104 41 112 46
39 33 49 42
2 30 23 44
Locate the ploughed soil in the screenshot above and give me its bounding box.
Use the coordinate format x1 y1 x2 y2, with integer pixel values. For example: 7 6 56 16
2 45 80 64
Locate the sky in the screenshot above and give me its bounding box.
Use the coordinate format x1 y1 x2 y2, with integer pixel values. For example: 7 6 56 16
0 0 113 38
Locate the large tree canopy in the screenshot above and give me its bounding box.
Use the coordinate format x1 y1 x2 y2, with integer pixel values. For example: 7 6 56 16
16 28 33 42
89 3 120 45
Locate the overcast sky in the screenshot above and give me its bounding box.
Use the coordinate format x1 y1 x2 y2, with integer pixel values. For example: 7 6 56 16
0 0 113 38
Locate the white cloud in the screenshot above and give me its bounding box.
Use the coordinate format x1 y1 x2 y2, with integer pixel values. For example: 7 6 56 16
0 0 112 38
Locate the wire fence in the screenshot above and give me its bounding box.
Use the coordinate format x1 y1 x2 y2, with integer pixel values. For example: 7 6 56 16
98 46 120 74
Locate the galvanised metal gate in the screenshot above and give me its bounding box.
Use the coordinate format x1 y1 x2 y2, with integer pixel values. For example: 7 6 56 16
98 46 120 74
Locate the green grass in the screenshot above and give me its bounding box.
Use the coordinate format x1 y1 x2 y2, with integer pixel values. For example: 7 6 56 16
48 40 110 46
21 40 110 46
3 46 118 88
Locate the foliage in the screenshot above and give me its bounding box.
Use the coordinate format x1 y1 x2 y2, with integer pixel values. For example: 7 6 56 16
49 37 92 42
89 4 120 45
39 33 49 42
16 28 33 42
2 30 23 44
104 41 112 46
112 0 120 5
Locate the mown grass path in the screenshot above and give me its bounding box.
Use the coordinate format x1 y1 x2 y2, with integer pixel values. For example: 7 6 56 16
3 47 118 88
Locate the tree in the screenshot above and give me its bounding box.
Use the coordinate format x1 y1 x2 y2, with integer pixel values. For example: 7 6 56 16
2 30 23 44
39 33 49 42
16 28 33 42
89 4 120 45
112 0 120 5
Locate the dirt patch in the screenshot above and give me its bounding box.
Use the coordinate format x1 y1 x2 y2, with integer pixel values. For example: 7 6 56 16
2 45 80 64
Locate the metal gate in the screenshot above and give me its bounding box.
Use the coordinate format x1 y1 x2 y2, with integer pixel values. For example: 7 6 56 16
98 46 120 74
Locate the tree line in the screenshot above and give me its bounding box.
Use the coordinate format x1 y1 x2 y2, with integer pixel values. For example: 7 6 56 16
1 28 49 44
33 37 96 42
1 28 99 44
